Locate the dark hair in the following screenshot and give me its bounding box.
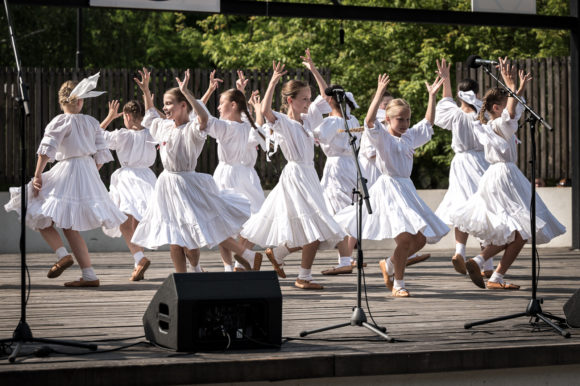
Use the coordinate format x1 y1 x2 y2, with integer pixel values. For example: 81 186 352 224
478 88 508 124
280 80 309 113
457 78 479 94
220 88 258 130
326 84 356 114
164 87 192 112
123 100 145 120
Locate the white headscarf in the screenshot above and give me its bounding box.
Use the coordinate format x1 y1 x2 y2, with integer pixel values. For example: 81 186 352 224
345 91 359 117
69 72 106 100
457 90 482 113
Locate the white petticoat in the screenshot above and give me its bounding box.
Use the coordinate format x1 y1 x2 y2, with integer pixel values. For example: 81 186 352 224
449 162 566 246
4 156 127 231
213 162 265 214
359 156 380 189
334 174 450 244
240 161 346 249
435 150 489 225
131 170 251 250
321 156 357 215
102 167 157 238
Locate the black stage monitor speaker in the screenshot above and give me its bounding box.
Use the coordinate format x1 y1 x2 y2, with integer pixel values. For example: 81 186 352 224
563 288 580 328
143 271 282 351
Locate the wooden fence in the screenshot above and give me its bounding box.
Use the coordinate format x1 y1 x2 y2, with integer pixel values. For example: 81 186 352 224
0 67 330 189
456 57 572 184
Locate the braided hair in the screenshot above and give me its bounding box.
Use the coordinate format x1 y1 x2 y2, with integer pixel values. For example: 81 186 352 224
478 88 508 124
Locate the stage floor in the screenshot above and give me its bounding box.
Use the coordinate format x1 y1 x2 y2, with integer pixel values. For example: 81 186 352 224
1 247 579 385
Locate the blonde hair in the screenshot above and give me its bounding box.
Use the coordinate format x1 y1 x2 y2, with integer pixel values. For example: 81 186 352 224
58 80 79 107
385 98 411 117
478 88 508 124
165 87 192 112
280 80 309 113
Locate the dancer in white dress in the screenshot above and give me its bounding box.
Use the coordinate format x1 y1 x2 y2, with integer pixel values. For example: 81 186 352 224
130 68 261 273
4 74 126 287
240 49 350 290
433 58 495 277
449 58 566 290
335 72 449 297
100 99 157 281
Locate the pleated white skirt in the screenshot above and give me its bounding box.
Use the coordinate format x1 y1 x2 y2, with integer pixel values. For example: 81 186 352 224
321 155 357 215
213 162 265 214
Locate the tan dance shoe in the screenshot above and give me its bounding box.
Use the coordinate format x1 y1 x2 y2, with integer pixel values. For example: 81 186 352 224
406 253 431 267
465 259 485 289
64 278 100 287
321 265 353 275
47 255 74 278
451 254 467 275
392 287 410 297
265 248 286 278
294 279 323 290
130 257 151 281
379 259 394 290
486 281 520 290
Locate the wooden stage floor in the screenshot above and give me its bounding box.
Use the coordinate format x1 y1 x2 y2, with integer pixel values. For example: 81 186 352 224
1 247 579 385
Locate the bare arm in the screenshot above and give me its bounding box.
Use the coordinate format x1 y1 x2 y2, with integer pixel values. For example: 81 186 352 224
32 154 50 197
424 74 445 125
100 100 122 129
248 90 264 126
261 61 288 124
301 48 331 104
498 57 521 119
365 73 390 129
236 70 248 96
177 69 208 129
200 69 223 105
134 67 154 111
437 58 452 99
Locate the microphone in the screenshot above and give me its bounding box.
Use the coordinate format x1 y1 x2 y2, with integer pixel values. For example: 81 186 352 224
466 55 498 69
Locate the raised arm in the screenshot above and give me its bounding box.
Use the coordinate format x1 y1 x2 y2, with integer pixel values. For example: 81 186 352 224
236 70 249 96
100 100 122 129
134 67 154 111
176 69 209 129
498 57 531 119
248 90 264 126
437 58 452 99
200 69 223 105
424 74 445 125
301 48 331 104
365 73 390 129
261 61 288 124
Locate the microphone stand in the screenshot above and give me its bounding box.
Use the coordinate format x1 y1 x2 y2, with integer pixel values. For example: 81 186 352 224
0 0 98 362
300 92 393 342
464 63 570 338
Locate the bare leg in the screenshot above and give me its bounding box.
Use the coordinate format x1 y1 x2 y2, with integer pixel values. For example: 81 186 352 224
119 215 144 255
455 228 468 245
408 232 426 257
238 236 255 250
170 244 187 273
287 244 302 253
481 243 507 261
62 229 91 269
220 237 246 256
336 236 350 257
300 240 320 269
495 232 526 275
39 225 64 252
219 245 233 266
392 233 414 280
184 247 200 268
347 236 357 254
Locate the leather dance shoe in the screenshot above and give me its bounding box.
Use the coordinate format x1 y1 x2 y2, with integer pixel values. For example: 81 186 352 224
350 260 367 268
451 254 467 275
321 265 353 275
392 287 410 297
265 248 286 278
234 267 246 272
233 254 252 271
64 278 100 287
379 259 394 290
130 257 151 281
486 281 520 290
465 259 485 289
294 279 323 290
47 255 74 278
253 253 263 271
406 253 431 267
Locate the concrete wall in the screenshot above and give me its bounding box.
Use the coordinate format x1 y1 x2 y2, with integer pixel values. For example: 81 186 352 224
0 187 571 253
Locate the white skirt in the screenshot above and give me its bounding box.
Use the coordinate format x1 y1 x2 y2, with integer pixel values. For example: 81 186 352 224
4 156 127 231
334 174 450 244
102 166 157 238
240 161 346 250
213 162 265 214
321 156 357 215
131 170 251 250
449 162 566 246
435 150 489 225
359 155 380 189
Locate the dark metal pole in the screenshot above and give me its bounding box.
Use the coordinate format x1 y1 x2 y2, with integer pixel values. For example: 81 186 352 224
570 0 580 250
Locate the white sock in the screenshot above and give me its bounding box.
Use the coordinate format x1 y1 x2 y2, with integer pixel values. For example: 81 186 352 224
81 267 98 281
338 256 351 267
386 257 395 276
234 261 244 269
455 243 466 258
242 249 255 266
56 247 68 260
489 271 504 283
393 279 405 290
133 251 145 267
483 257 494 271
350 256 355 264
273 245 290 264
473 255 485 269
407 254 417 260
224 264 233 272
193 263 203 273
298 267 312 281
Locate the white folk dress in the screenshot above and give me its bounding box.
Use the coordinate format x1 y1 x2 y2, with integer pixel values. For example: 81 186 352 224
449 109 566 246
206 115 266 214
314 115 362 215
240 96 346 250
102 127 157 237
4 114 127 231
335 119 450 243
434 97 490 225
358 110 386 189
131 109 251 250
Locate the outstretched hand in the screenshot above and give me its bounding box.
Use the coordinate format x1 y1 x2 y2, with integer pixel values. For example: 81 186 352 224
106 100 122 120
436 58 451 79
209 69 223 92
248 90 261 108
134 67 151 91
377 73 390 92
498 57 517 91
236 70 249 93
300 48 317 72
425 74 445 96
270 61 288 84
517 69 533 95
176 69 191 95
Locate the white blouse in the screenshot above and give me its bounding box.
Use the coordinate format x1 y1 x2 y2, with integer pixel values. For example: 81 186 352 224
103 128 157 168
313 115 361 157
434 97 483 153
205 116 265 167
473 107 523 164
37 113 113 164
365 119 433 178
